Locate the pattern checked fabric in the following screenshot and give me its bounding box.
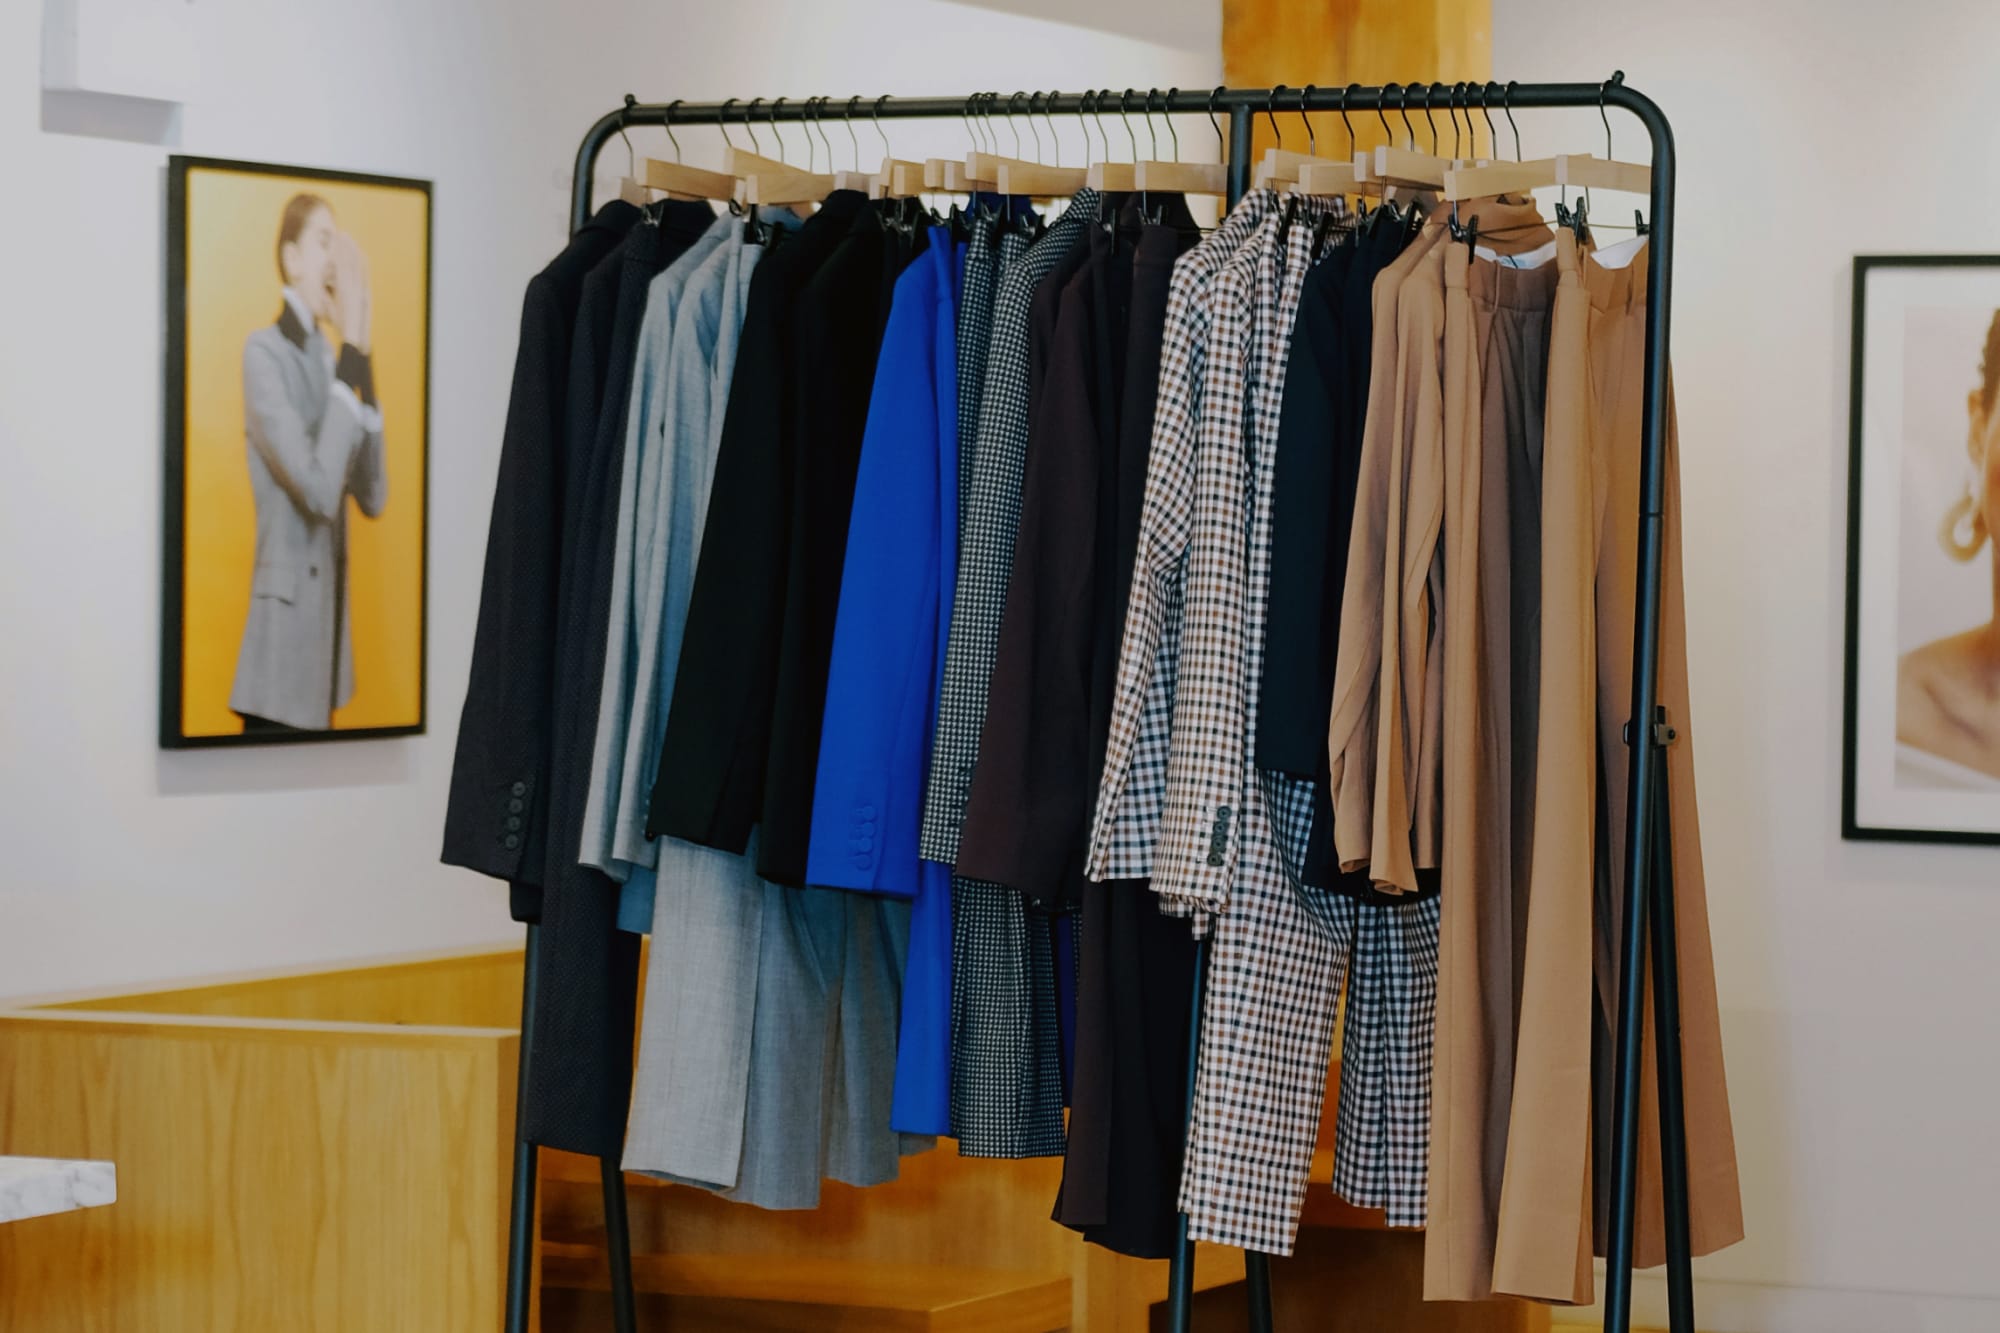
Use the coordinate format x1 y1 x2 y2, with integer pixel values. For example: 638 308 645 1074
932 195 1099 1160
923 203 1090 863
1176 195 1450 1257
1085 194 1276 897
1329 896 1442 1227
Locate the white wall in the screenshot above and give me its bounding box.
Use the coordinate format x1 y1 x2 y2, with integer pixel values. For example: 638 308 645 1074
0 0 1219 999
1489 2 2000 1329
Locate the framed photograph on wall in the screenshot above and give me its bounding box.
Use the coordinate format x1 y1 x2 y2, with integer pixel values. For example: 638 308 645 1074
1844 255 2000 841
162 156 430 748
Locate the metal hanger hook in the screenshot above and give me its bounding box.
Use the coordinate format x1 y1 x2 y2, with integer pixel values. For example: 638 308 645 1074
1297 85 1316 156
718 96 739 150
1164 86 1182 161
845 96 863 172
1266 84 1286 150
785 96 806 166
663 98 685 163
1206 85 1225 163
816 96 837 173
1026 92 1044 164
1005 92 1025 158
1379 83 1399 151
1504 81 1522 162
1478 84 1497 163
1339 84 1356 157
1088 90 1110 167
1396 84 1414 151
742 97 763 156
618 94 639 176
872 95 892 162
806 96 828 174
1119 89 1140 162
1421 83 1439 155
1599 74 1618 159
1142 89 1160 161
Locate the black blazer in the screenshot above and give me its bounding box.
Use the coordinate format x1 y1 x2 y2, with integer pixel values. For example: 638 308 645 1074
645 192 871 865
441 200 639 922
756 202 906 885
525 204 713 1159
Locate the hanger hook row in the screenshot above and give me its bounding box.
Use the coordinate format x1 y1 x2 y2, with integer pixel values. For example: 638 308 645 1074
1207 85 1225 162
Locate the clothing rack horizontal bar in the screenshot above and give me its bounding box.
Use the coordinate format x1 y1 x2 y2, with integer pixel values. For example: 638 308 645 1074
571 77 1666 236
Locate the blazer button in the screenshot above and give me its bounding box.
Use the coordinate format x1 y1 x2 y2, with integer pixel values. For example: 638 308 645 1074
503 834 521 850
508 798 524 814
308 565 319 578
1206 852 1224 867
506 815 523 832
511 781 528 797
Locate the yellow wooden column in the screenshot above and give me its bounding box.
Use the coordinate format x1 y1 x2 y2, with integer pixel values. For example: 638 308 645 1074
1224 0 1493 160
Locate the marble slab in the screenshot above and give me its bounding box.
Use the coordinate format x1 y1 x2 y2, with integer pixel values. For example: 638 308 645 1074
0 1157 117 1224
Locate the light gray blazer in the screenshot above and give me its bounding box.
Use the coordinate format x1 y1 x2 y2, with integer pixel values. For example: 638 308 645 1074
618 220 929 1206
229 307 386 730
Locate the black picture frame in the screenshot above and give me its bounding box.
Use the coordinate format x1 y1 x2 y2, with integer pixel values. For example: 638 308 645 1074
161 155 433 749
1843 253 2000 843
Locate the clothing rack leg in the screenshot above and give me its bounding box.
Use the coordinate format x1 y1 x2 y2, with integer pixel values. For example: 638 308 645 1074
601 1158 639 1333
1165 935 1208 1333
1244 1250 1275 1332
504 923 543 1333
1648 743 1697 1333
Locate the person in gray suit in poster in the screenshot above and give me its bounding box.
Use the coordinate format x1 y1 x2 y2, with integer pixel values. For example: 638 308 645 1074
230 192 387 734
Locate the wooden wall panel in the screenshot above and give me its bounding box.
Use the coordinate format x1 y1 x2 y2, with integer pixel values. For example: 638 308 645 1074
1223 0 1493 161
22 945 525 1031
0 976 517 1331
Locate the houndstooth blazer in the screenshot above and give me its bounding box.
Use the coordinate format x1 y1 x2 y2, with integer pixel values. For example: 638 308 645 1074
925 196 1098 1160
921 194 1101 862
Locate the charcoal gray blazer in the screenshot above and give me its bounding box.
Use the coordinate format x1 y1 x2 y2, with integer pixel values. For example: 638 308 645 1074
229 303 386 730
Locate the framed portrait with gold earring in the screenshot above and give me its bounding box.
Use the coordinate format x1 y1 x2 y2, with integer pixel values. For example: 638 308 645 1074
1845 254 2000 840
161 156 431 747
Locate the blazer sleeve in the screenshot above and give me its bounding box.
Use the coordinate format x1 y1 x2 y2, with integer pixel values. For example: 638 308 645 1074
804 266 940 896
440 271 568 886
336 346 389 519
242 336 365 522
1256 276 1343 776
646 261 794 852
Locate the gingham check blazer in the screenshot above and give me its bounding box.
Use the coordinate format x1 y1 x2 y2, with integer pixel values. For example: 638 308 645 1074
1173 198 1333 1242
1084 193 1277 908
930 197 1099 1160
922 197 1098 860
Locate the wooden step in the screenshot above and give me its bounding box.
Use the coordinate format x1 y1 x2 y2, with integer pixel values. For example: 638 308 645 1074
540 1240 1071 1332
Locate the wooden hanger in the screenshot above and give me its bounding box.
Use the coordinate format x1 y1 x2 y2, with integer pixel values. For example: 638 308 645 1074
636 99 741 202
1291 157 1377 198
880 157 929 199
1554 153 1650 195
738 167 835 206
1127 89 1226 196
990 157 1086 196
974 91 1092 198
1442 155 1582 202
1364 82 1457 189
1555 75 1652 199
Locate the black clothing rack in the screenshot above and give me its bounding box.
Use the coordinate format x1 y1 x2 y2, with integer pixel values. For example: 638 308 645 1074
513 76 1688 1333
